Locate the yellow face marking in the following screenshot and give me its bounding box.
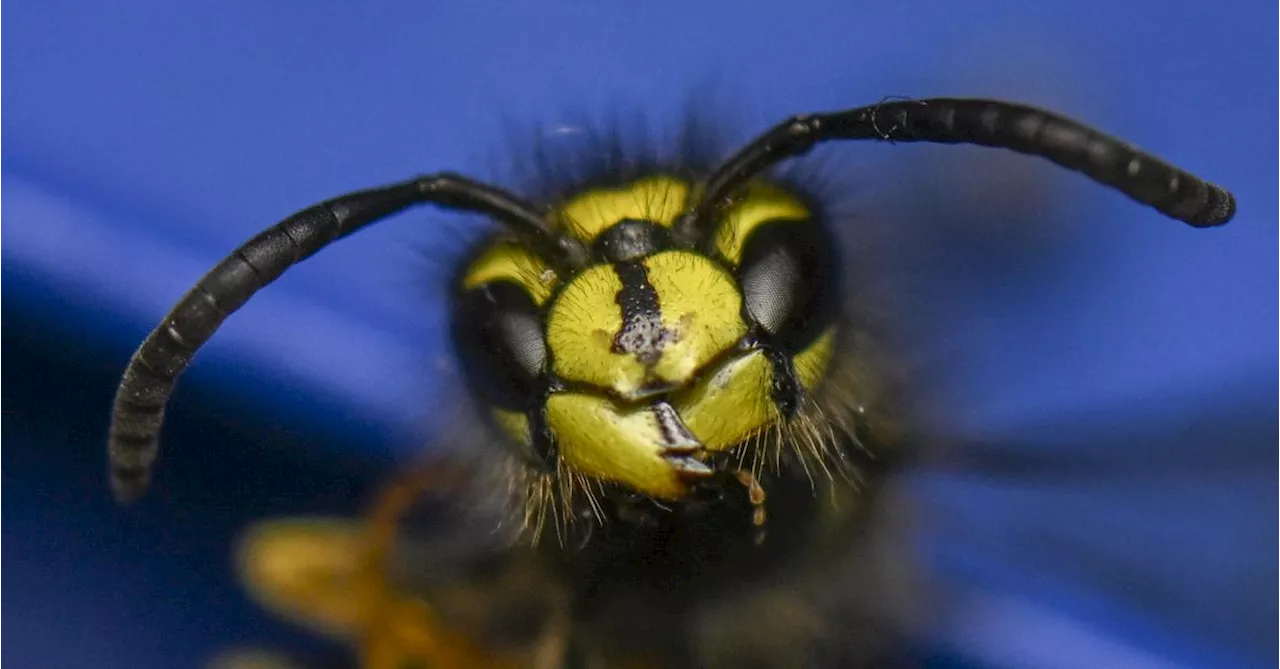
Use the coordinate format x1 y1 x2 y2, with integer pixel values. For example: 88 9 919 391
713 182 811 265
793 327 837 391
235 519 375 639
546 251 747 399
462 239 559 305
673 350 779 452
555 176 690 243
491 408 532 453
546 392 690 499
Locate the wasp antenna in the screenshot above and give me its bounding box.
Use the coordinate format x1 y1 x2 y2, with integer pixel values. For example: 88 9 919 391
107 174 558 503
690 98 1235 231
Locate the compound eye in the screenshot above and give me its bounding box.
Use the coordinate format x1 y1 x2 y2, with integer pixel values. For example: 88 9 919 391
736 219 838 351
452 280 547 410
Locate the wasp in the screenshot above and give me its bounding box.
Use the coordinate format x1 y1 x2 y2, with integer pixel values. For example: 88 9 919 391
107 98 1235 668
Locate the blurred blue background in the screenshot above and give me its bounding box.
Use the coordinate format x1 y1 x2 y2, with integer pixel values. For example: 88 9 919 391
3 1 1275 668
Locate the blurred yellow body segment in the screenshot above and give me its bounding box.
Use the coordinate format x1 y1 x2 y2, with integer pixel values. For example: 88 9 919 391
361 598 520 669
235 518 527 669
713 182 811 264
236 519 376 639
462 239 559 305
546 392 688 499
674 350 778 452
555 175 690 242
547 251 746 398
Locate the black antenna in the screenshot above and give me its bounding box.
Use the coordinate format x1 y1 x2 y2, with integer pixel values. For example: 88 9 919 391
107 173 575 503
687 98 1235 232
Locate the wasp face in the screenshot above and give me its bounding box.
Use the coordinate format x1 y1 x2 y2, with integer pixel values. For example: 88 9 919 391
453 177 840 500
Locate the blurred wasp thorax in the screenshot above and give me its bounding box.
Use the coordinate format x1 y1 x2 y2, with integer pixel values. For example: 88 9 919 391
106 98 1234 668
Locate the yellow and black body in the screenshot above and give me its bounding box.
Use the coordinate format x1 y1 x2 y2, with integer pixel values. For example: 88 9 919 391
221 168 908 668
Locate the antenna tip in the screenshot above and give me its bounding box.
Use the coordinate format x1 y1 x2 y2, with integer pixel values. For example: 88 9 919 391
110 467 151 505
1181 184 1237 228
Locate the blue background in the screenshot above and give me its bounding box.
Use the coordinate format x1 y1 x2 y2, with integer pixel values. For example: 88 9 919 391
3 1 1275 667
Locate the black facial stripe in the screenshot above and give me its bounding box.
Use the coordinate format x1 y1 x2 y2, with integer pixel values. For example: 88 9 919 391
611 262 676 366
